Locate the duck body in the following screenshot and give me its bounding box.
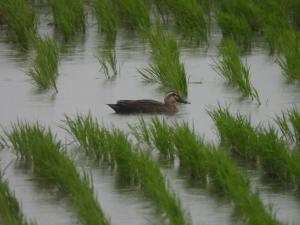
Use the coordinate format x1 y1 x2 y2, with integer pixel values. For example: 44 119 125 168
108 99 177 114
107 92 190 114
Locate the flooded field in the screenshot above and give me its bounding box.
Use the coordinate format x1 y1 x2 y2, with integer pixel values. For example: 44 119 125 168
1 1 300 225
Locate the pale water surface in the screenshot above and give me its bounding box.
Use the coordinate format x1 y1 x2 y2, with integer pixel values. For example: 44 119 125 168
0 5 300 225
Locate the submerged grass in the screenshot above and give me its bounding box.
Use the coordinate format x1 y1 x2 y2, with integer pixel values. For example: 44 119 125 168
0 0 36 46
28 36 59 92
2 122 110 225
0 171 33 225
213 39 260 104
139 28 188 96
132 117 283 225
64 114 190 225
98 41 117 79
209 106 299 184
50 0 85 39
98 49 117 78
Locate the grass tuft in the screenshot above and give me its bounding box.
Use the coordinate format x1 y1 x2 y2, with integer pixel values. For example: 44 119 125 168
277 31 300 82
169 0 207 41
114 0 150 31
213 39 260 103
254 0 290 53
0 0 36 47
2 121 110 225
0 171 33 225
287 0 300 28
139 28 188 96
130 117 175 160
98 45 117 79
215 0 260 46
28 36 60 92
64 113 190 225
275 107 300 146
93 0 117 40
132 116 283 225
209 106 299 183
208 105 258 162
216 12 252 46
50 0 85 39
256 126 293 181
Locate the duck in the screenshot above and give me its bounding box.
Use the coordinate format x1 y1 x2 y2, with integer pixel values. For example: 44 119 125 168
107 92 190 114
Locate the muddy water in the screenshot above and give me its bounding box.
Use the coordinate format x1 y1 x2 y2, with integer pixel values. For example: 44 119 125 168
1 6 300 225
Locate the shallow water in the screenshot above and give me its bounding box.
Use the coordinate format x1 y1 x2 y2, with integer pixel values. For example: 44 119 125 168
1 5 300 225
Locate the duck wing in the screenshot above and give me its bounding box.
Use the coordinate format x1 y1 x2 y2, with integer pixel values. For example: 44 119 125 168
107 99 166 113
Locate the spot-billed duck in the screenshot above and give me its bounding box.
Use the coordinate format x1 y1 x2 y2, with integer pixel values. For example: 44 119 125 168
107 92 190 114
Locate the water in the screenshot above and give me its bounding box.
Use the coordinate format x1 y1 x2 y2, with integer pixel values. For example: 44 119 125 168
1 5 300 225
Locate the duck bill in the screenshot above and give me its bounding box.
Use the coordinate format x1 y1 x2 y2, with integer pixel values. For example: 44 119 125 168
178 98 191 104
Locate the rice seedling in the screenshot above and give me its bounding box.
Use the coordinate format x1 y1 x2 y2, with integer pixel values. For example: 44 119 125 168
28 36 59 92
215 0 261 46
106 130 189 225
114 0 150 31
253 0 290 53
173 124 283 225
0 171 33 225
132 117 283 225
262 22 290 54
93 0 117 40
130 117 175 160
64 114 190 225
0 136 5 149
0 10 5 24
0 0 36 46
151 0 170 23
138 28 188 96
286 0 300 28
291 151 300 187
129 116 152 148
2 122 110 225
277 31 300 82
216 12 252 46
98 40 117 79
213 39 260 104
209 106 298 183
218 0 261 30
168 0 207 41
198 0 214 15
256 126 293 181
50 0 85 39
275 107 300 146
207 105 258 162
98 49 117 79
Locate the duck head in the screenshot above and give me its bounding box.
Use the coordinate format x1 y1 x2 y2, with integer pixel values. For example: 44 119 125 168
164 92 190 105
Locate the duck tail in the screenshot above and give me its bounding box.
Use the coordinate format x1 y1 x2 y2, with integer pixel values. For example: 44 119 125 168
107 104 119 112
